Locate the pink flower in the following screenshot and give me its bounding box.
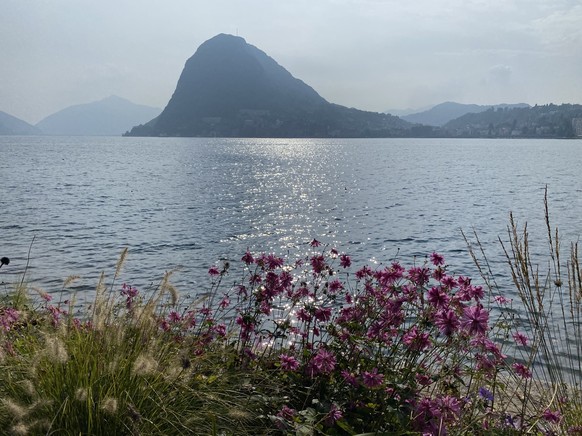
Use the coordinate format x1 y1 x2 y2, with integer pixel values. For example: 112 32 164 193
41 292 53 302
513 332 529 346
430 252 445 266
279 354 300 371
168 311 181 323
403 326 431 351
160 319 170 332
219 296 230 309
0 307 20 331
407 266 430 286
467 285 484 300
427 286 450 309
494 295 511 305
460 305 489 336
362 368 384 388
437 395 461 421
325 404 343 425
341 370 359 386
309 348 336 376
512 362 532 379
434 308 459 336
214 323 226 337
277 405 297 420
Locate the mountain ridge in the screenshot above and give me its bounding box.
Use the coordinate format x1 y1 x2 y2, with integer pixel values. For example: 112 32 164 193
36 96 161 136
401 101 530 126
0 111 41 135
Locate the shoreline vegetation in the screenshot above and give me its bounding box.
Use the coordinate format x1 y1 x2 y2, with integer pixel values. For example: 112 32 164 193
1 205 581 434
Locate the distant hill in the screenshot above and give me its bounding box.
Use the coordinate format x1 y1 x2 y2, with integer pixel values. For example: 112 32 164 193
0 111 41 135
402 102 530 127
126 34 410 138
442 103 582 138
36 96 161 136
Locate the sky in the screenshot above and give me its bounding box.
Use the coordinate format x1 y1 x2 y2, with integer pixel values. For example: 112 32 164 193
1 0 581 124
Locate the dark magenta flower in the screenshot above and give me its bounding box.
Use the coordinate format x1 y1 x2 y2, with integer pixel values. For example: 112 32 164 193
460 305 489 336
403 326 431 350
407 266 430 286
468 285 484 300
341 370 358 386
440 275 458 289
355 265 373 279
208 266 220 276
361 368 384 388
241 251 254 265
427 286 450 309
314 306 332 322
430 252 445 266
542 408 562 423
277 405 297 421
325 404 343 426
219 296 230 309
310 238 322 247
512 362 532 379
437 395 461 421
168 311 181 323
310 254 326 274
339 253 351 268
434 308 459 336
264 254 284 270
328 279 343 294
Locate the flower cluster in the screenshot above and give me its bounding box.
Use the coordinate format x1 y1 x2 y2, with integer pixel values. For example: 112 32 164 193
177 246 535 434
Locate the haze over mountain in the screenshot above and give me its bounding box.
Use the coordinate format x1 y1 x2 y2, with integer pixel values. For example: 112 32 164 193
127 34 409 138
401 102 530 127
0 111 41 135
36 96 161 136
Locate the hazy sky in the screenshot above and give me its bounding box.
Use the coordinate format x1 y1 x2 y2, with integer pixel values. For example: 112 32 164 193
2 0 581 123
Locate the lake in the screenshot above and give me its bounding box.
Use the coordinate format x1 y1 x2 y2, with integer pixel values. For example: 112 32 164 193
0 136 580 337
1 136 581 294
3 136 582 374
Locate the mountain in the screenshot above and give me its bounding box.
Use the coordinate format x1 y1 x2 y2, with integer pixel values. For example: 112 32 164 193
126 34 410 138
402 102 530 127
442 103 582 138
36 96 161 136
384 105 433 117
0 111 41 135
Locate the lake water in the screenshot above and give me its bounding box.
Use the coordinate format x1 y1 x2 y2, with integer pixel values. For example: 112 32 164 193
2 137 582 363
1 136 581 294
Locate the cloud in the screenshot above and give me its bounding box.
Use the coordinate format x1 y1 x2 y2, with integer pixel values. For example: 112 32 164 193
487 65 513 85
